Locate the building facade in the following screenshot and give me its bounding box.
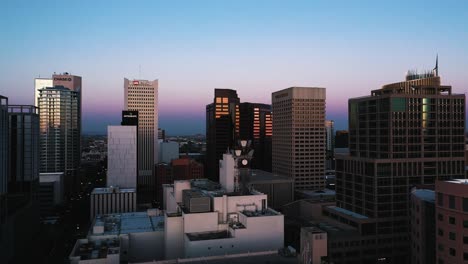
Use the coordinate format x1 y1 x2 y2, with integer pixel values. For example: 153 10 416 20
436 180 468 264
107 126 137 189
124 78 158 204
239 103 273 172
159 141 179 163
206 89 240 182
34 78 52 107
0 96 7 223
335 66 466 263
90 187 137 220
410 189 435 264
325 120 335 170
272 87 326 191
38 85 80 195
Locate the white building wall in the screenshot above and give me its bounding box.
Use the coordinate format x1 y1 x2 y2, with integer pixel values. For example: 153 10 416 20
159 141 179 163
90 189 137 220
219 154 235 192
173 181 191 204
165 214 184 259
183 212 219 233
300 228 328 264
107 126 137 189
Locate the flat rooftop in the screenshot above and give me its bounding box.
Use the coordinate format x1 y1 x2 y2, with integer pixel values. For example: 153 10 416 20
71 238 119 261
91 212 164 236
445 179 468 185
297 189 336 199
241 208 281 217
326 206 368 219
412 189 435 202
92 187 136 194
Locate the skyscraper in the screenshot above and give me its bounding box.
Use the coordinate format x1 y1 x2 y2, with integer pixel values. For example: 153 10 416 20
38 85 80 195
8 105 40 203
124 78 158 204
272 87 326 191
325 120 335 170
0 96 8 223
239 103 273 172
34 78 52 107
335 63 465 263
206 89 240 182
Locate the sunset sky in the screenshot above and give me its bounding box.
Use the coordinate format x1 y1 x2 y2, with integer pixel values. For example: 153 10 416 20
1 0 467 135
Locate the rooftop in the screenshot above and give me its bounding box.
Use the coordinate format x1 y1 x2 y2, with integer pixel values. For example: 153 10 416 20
444 179 468 185
91 212 164 236
241 208 281 217
71 238 119 261
326 206 368 219
412 189 435 203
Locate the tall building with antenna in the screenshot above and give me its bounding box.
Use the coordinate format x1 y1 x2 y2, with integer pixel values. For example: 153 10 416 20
124 78 158 204
333 59 465 263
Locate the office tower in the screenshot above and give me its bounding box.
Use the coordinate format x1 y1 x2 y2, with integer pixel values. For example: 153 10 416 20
335 130 349 148
8 105 40 204
0 96 8 224
38 85 80 195
410 189 435 264
335 63 465 263
325 120 335 170
272 87 326 191
206 89 240 181
239 103 273 172
34 78 52 107
436 179 468 264
107 126 137 189
124 78 158 204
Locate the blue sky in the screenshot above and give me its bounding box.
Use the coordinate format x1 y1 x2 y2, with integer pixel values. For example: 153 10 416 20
0 0 467 135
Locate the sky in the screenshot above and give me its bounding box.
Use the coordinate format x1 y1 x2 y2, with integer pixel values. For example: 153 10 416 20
0 0 467 135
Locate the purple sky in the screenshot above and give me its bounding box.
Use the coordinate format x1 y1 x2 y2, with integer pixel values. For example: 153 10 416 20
1 1 467 135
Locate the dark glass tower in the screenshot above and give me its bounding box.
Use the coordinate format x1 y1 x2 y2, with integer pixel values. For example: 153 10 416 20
334 63 465 263
206 89 240 182
239 103 272 172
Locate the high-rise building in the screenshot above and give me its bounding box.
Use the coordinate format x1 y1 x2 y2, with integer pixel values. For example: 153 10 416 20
272 87 326 191
159 141 179 163
325 120 335 170
0 96 8 223
206 89 240 182
335 63 465 263
38 82 81 195
8 105 40 206
107 126 137 189
34 78 52 107
158 128 166 140
334 130 349 148
124 78 158 204
436 179 468 264
239 103 273 172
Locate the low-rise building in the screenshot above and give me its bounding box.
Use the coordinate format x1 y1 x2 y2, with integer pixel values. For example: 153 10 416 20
90 187 136 220
410 189 435 264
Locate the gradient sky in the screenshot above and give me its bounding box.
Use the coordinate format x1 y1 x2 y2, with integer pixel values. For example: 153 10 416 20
0 0 467 135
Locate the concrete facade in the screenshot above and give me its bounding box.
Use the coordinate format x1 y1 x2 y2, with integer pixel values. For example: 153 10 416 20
107 126 137 189
410 189 435 264
272 87 326 191
90 187 137 220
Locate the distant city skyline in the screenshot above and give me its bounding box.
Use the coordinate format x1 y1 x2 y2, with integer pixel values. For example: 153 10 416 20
1 0 467 135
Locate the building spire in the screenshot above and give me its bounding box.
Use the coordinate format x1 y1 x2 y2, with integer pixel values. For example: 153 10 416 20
434 54 439 76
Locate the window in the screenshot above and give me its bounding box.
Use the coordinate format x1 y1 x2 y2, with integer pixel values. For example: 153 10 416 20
449 232 456 241
449 217 456 225
450 248 456 256
438 193 443 206
464 252 468 261
438 229 444 236
463 198 468 212
438 244 444 251
438 214 444 221
449 195 455 209
465 237 468 244
464 220 468 228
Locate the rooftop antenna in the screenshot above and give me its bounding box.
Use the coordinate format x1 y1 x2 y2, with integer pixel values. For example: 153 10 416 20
433 54 439 76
